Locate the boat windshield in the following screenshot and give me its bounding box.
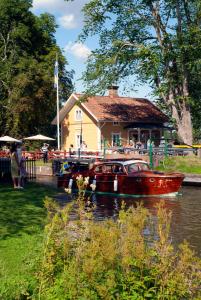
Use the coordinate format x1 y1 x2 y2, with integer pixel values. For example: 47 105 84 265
94 163 124 174
126 162 150 173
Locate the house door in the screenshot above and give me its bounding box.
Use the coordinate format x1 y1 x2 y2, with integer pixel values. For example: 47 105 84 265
112 133 121 146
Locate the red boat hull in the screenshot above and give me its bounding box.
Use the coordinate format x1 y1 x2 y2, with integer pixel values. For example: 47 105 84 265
58 170 184 196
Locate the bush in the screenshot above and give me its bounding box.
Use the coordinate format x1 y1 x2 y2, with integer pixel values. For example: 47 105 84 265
36 194 201 299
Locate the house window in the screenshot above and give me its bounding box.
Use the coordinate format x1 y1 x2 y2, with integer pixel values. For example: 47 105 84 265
113 121 119 126
75 109 82 121
112 133 121 146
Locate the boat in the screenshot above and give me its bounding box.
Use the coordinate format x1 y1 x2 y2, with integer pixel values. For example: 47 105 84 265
57 158 185 197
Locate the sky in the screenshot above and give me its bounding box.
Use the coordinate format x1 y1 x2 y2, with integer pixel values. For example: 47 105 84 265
32 0 153 98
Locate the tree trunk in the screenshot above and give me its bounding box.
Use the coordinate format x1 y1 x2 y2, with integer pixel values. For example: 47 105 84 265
168 85 193 145
172 103 193 145
151 1 193 145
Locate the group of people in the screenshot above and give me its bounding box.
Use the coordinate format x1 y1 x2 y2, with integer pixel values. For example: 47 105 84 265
10 143 26 189
127 139 155 150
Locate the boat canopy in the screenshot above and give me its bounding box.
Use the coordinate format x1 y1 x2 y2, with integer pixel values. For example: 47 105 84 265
117 160 148 166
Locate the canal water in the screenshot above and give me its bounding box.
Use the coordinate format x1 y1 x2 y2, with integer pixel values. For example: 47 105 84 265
88 186 201 256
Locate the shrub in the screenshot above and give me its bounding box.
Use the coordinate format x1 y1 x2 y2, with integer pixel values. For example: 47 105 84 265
36 191 201 299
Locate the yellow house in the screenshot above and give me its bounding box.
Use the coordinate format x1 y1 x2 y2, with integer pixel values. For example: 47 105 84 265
52 86 169 151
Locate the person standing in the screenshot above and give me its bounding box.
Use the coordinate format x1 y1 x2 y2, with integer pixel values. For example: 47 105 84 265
10 144 21 189
69 144 74 157
17 144 27 187
41 143 49 163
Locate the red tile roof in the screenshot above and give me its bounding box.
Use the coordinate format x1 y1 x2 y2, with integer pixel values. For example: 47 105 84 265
75 94 168 123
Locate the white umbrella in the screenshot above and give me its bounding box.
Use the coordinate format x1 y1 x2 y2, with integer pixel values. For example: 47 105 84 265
0 135 21 143
24 134 55 141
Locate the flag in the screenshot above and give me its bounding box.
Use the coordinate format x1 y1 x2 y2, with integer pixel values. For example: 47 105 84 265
54 59 58 88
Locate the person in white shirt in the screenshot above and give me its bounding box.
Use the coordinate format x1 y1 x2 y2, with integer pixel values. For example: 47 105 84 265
41 143 49 163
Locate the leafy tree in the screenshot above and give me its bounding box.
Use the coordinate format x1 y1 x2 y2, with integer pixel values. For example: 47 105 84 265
66 0 201 144
0 0 73 138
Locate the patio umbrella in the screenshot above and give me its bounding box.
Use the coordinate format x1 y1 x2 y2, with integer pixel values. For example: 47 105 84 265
0 135 21 143
23 134 55 141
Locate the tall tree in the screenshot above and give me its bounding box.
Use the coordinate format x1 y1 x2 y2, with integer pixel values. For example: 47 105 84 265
0 0 73 138
68 0 201 144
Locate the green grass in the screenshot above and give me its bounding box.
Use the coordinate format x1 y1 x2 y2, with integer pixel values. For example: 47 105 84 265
35 159 52 167
155 156 201 174
0 182 57 299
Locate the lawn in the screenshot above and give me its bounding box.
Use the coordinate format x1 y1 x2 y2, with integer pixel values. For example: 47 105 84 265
155 155 201 174
35 159 52 167
0 182 57 299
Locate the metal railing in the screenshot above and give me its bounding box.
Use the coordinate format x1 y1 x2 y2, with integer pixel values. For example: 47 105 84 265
0 158 11 182
0 158 36 182
25 159 36 179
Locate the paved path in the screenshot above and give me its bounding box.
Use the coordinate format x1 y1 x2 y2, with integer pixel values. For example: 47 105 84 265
183 174 201 186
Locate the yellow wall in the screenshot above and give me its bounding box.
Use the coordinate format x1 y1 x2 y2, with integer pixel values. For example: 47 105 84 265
61 104 99 150
61 108 162 150
101 122 129 146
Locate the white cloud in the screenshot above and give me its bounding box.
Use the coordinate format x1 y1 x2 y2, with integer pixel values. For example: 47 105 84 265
32 0 88 29
58 14 77 29
32 0 64 11
65 42 91 60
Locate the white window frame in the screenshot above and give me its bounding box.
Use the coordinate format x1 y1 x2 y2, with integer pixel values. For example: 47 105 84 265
75 109 82 121
112 133 121 146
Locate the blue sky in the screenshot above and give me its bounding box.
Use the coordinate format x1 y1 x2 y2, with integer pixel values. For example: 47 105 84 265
32 0 153 98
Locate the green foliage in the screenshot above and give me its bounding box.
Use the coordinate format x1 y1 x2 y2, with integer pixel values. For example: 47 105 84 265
37 195 201 299
0 0 73 138
65 0 201 141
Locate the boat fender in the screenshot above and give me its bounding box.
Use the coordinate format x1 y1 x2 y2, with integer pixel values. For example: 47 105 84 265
91 175 97 191
93 175 96 186
114 175 118 192
68 178 73 188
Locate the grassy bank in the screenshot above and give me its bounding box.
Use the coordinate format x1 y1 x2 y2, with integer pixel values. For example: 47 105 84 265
0 183 56 299
35 159 52 167
156 156 201 174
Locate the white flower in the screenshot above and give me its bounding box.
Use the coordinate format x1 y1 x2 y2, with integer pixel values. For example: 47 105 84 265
90 183 96 191
65 188 72 194
84 177 89 185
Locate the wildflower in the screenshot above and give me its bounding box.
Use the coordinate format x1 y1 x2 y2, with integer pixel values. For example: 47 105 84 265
90 183 96 191
84 177 89 185
65 188 72 194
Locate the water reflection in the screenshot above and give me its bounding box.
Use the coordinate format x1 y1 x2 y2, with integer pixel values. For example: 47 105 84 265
91 193 181 220
90 187 201 256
